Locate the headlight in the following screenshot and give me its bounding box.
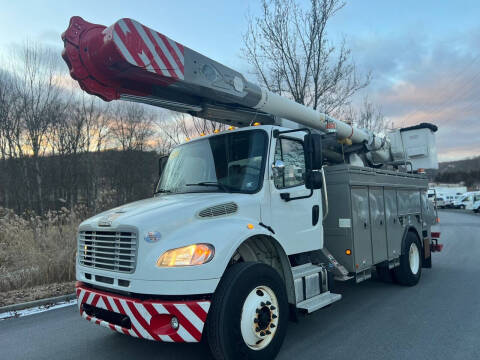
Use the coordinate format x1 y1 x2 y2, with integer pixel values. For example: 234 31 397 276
156 244 215 267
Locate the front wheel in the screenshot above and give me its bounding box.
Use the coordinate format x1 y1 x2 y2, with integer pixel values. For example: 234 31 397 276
392 232 422 286
206 262 288 360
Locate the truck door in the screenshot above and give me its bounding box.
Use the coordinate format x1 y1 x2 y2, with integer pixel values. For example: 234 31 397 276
267 135 322 254
369 187 388 264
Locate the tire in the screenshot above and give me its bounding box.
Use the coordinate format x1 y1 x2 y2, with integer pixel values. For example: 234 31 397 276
206 262 288 360
392 232 422 286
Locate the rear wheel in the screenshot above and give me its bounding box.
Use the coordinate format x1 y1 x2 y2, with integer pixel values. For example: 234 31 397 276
206 262 288 360
392 232 422 286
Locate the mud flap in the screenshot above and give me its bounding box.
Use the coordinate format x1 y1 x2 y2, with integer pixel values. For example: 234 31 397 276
422 238 432 268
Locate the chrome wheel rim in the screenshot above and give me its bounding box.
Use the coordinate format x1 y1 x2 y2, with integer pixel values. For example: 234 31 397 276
409 242 420 274
240 285 279 350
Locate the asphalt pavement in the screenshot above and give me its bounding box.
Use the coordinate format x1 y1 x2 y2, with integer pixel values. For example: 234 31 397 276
1 210 479 360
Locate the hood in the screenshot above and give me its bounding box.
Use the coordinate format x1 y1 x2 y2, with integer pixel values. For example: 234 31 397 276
80 192 258 232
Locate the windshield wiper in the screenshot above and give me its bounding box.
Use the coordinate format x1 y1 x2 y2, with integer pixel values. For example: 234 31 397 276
185 182 232 193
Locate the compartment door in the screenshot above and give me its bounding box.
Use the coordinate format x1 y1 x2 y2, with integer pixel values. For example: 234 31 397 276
385 189 402 259
351 187 372 271
369 187 388 264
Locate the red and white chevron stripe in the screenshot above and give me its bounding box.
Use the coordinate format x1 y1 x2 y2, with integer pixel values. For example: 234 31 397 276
76 283 210 343
111 18 185 80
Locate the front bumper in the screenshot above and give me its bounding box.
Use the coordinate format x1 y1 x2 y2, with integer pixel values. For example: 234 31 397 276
76 282 210 342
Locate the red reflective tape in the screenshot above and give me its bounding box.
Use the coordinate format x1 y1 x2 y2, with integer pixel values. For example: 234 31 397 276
124 18 177 79
81 290 90 304
127 302 161 341
163 304 202 341
113 22 148 70
91 294 100 307
141 24 179 77
187 303 208 322
157 32 184 72
122 328 130 335
169 333 184 343
95 319 101 325
103 296 113 312
115 298 143 339
124 19 167 76
130 325 144 339
143 303 158 318
108 324 116 331
113 298 127 315
431 232 441 238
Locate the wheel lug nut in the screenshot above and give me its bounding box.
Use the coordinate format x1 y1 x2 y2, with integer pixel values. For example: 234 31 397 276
270 306 276 310
256 309 260 313
266 301 271 305
270 323 276 328
260 331 265 337
260 302 266 307
272 314 277 319
255 327 260 332
254 318 258 323
266 330 271 335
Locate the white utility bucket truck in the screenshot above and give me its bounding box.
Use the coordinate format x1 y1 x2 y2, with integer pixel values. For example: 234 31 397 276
62 17 443 360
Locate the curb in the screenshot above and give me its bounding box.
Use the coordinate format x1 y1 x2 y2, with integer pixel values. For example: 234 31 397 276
0 293 76 314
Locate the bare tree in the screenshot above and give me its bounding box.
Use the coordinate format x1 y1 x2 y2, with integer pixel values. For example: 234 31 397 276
243 0 369 114
343 96 390 134
159 111 227 152
110 102 155 151
10 42 66 213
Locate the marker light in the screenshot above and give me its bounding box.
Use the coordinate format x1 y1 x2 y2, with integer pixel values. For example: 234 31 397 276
228 126 234 130
345 249 351 255
185 137 190 141
156 244 215 267
247 224 254 230
200 133 205 136
253 122 261 126
213 129 220 133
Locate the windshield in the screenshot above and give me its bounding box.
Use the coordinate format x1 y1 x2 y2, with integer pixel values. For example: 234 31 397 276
156 129 268 194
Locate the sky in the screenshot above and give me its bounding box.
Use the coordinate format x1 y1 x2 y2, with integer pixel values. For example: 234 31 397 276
1 0 479 162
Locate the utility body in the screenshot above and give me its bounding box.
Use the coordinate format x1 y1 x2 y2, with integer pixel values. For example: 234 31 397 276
63 17 442 360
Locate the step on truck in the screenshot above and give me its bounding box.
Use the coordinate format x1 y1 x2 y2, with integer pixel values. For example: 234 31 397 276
62 17 443 360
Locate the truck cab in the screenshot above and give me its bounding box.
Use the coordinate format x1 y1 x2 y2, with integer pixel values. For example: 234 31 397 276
77 125 323 297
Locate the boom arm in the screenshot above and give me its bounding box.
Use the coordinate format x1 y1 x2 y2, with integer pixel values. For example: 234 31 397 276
61 16 436 168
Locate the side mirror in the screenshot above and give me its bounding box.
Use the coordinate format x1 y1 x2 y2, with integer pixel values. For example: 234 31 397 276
306 170 323 190
158 155 169 177
304 133 323 190
304 133 323 170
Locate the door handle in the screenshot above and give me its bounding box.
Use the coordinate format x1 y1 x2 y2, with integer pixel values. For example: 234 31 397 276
312 205 319 226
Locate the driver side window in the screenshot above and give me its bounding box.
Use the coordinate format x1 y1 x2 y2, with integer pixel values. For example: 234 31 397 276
273 138 306 189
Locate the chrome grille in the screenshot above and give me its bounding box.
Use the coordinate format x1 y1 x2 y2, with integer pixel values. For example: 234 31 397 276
198 202 238 218
79 230 137 273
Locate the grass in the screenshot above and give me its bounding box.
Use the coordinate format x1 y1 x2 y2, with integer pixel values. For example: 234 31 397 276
0 206 88 292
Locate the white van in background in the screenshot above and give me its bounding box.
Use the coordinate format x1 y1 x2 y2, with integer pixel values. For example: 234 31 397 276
453 192 480 210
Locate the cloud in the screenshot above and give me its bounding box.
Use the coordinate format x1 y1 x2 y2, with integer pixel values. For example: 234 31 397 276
350 26 480 161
